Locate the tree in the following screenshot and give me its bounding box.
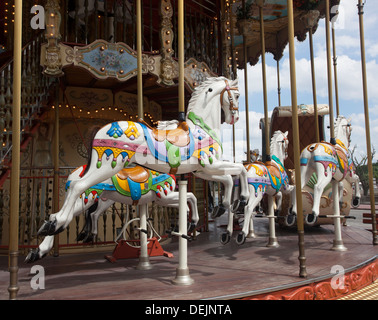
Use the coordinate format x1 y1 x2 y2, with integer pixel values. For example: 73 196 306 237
351 146 377 196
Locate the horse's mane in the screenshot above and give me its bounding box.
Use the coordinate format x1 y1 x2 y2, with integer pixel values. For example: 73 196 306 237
270 130 285 155
187 76 235 113
334 115 348 134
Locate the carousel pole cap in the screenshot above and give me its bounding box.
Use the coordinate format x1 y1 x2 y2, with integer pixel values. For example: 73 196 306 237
254 0 265 7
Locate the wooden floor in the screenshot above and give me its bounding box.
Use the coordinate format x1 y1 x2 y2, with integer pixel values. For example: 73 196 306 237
0 215 377 300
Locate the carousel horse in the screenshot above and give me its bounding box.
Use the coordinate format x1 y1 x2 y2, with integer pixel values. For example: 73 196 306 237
25 165 199 263
227 130 293 245
37 76 249 237
290 115 361 225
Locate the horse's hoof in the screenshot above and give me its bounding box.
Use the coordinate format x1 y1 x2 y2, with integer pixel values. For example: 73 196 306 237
352 197 360 208
37 220 57 236
83 234 94 243
25 249 41 263
231 200 240 212
187 222 196 233
285 214 297 227
220 232 231 245
211 205 226 219
236 232 246 245
237 199 247 213
305 213 317 225
76 231 88 242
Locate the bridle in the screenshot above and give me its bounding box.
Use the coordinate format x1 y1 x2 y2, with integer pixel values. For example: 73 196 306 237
220 80 239 114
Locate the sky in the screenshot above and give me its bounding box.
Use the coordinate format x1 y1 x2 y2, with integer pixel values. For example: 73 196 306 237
220 1 378 164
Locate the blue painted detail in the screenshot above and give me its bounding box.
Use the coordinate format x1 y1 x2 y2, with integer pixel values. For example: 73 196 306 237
104 149 114 157
152 173 171 185
127 177 142 201
314 155 338 165
107 122 124 138
90 183 117 191
300 158 308 165
65 180 71 191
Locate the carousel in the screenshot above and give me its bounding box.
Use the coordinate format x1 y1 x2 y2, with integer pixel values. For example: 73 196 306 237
0 0 376 301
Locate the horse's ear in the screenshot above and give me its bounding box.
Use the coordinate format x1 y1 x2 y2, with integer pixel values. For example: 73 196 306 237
284 131 288 137
231 78 238 87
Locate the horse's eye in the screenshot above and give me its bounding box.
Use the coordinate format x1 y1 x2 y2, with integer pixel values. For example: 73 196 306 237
208 88 213 92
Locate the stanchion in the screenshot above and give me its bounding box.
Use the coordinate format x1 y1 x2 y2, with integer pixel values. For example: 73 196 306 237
330 181 347 251
172 179 194 286
136 203 153 270
266 196 279 247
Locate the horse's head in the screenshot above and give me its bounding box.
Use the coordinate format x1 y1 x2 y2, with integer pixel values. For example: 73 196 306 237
335 116 352 147
187 76 240 126
219 78 240 125
271 130 289 161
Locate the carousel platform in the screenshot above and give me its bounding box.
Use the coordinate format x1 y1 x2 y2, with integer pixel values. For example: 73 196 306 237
0 214 377 301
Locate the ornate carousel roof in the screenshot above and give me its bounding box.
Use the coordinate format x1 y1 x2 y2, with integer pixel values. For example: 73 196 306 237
229 0 341 67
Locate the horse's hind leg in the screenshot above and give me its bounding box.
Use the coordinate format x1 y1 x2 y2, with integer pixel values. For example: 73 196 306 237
236 189 261 245
40 149 129 235
306 163 332 224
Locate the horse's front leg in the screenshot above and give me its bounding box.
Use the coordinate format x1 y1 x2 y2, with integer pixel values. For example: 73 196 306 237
236 187 261 245
194 171 234 218
194 171 234 244
347 172 361 208
201 160 249 212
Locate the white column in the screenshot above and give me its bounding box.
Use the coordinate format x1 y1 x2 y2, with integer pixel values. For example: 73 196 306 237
331 180 347 251
172 180 194 285
136 203 152 270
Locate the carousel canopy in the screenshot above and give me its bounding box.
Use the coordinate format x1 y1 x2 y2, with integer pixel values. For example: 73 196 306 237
230 0 340 67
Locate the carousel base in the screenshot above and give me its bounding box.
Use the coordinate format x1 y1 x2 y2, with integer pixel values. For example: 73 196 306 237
0 216 376 300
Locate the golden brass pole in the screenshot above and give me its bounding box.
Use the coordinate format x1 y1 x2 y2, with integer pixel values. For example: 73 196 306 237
242 0 251 161
325 0 335 144
178 0 185 116
276 59 281 107
8 0 22 300
53 92 60 257
259 3 270 161
287 0 307 278
332 26 340 117
357 0 377 245
230 6 236 161
136 0 152 270
309 30 320 143
136 0 143 120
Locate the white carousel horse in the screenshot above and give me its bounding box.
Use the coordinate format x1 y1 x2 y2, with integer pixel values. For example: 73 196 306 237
37 76 249 237
228 130 294 245
26 165 199 263
290 115 361 225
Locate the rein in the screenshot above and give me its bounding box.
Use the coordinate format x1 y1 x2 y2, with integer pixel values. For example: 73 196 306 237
220 80 239 113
